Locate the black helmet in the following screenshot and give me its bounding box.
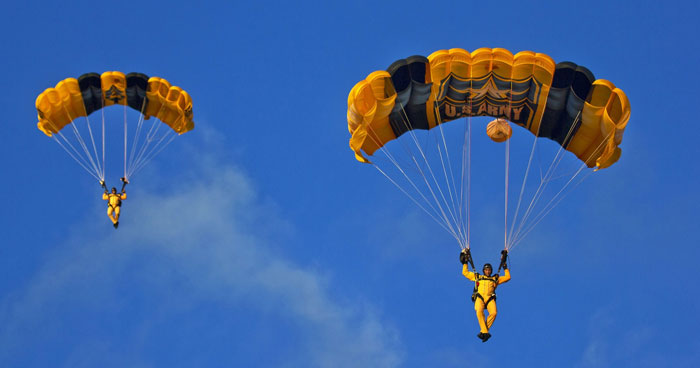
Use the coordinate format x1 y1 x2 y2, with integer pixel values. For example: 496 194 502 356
483 263 493 271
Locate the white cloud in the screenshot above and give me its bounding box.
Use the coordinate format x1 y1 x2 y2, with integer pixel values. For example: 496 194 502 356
0 155 402 367
574 304 686 368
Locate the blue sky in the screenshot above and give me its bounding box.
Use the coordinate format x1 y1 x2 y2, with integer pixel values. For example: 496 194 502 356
1 0 699 367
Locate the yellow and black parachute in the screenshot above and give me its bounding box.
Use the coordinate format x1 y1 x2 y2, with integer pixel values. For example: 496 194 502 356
348 48 629 170
347 48 630 251
36 72 194 183
36 71 194 137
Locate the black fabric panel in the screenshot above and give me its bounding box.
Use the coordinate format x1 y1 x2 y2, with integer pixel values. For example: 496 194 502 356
444 75 469 103
389 82 431 136
387 56 432 137
540 63 574 140
540 85 568 140
551 62 577 88
405 55 428 83
571 65 594 100
554 65 594 146
540 63 594 147
78 73 102 116
125 73 149 112
387 59 411 92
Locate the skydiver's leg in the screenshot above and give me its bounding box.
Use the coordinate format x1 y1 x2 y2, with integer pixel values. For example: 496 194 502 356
114 206 121 222
485 300 498 329
474 298 488 333
107 206 117 224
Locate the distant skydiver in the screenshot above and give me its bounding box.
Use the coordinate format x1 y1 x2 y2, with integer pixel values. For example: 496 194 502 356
460 249 510 342
100 177 128 229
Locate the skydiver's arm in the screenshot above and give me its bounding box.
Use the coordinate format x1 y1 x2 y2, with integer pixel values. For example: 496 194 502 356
120 192 127 200
463 264 476 281
102 192 109 200
497 269 511 284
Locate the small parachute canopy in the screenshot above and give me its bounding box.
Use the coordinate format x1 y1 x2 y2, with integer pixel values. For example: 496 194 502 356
36 71 194 137
35 71 195 183
486 118 512 143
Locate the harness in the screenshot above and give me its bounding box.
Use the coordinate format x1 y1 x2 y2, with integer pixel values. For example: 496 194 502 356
471 273 499 307
107 194 122 209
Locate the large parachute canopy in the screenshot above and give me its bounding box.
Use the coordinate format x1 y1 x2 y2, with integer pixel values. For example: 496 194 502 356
348 48 629 169
36 71 194 183
347 48 630 251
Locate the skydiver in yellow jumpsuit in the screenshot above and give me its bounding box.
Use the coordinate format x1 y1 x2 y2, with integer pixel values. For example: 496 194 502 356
101 178 128 229
460 249 510 342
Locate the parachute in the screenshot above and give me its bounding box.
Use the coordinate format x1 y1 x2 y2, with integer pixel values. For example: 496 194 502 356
347 48 630 251
36 71 194 183
486 119 512 143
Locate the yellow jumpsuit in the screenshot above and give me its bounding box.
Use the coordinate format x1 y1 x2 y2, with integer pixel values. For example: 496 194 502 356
463 265 511 334
103 192 126 224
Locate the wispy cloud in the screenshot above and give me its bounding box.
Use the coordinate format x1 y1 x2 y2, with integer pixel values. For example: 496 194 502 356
574 303 700 368
0 152 402 367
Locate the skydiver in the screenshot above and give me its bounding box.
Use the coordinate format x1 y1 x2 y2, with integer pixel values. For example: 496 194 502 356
100 177 128 229
460 249 511 342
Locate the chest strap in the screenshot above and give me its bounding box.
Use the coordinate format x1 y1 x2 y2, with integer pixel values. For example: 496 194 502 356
471 273 499 304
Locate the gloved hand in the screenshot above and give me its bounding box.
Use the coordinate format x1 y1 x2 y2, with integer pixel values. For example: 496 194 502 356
100 180 106 188
498 250 508 271
460 250 469 265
